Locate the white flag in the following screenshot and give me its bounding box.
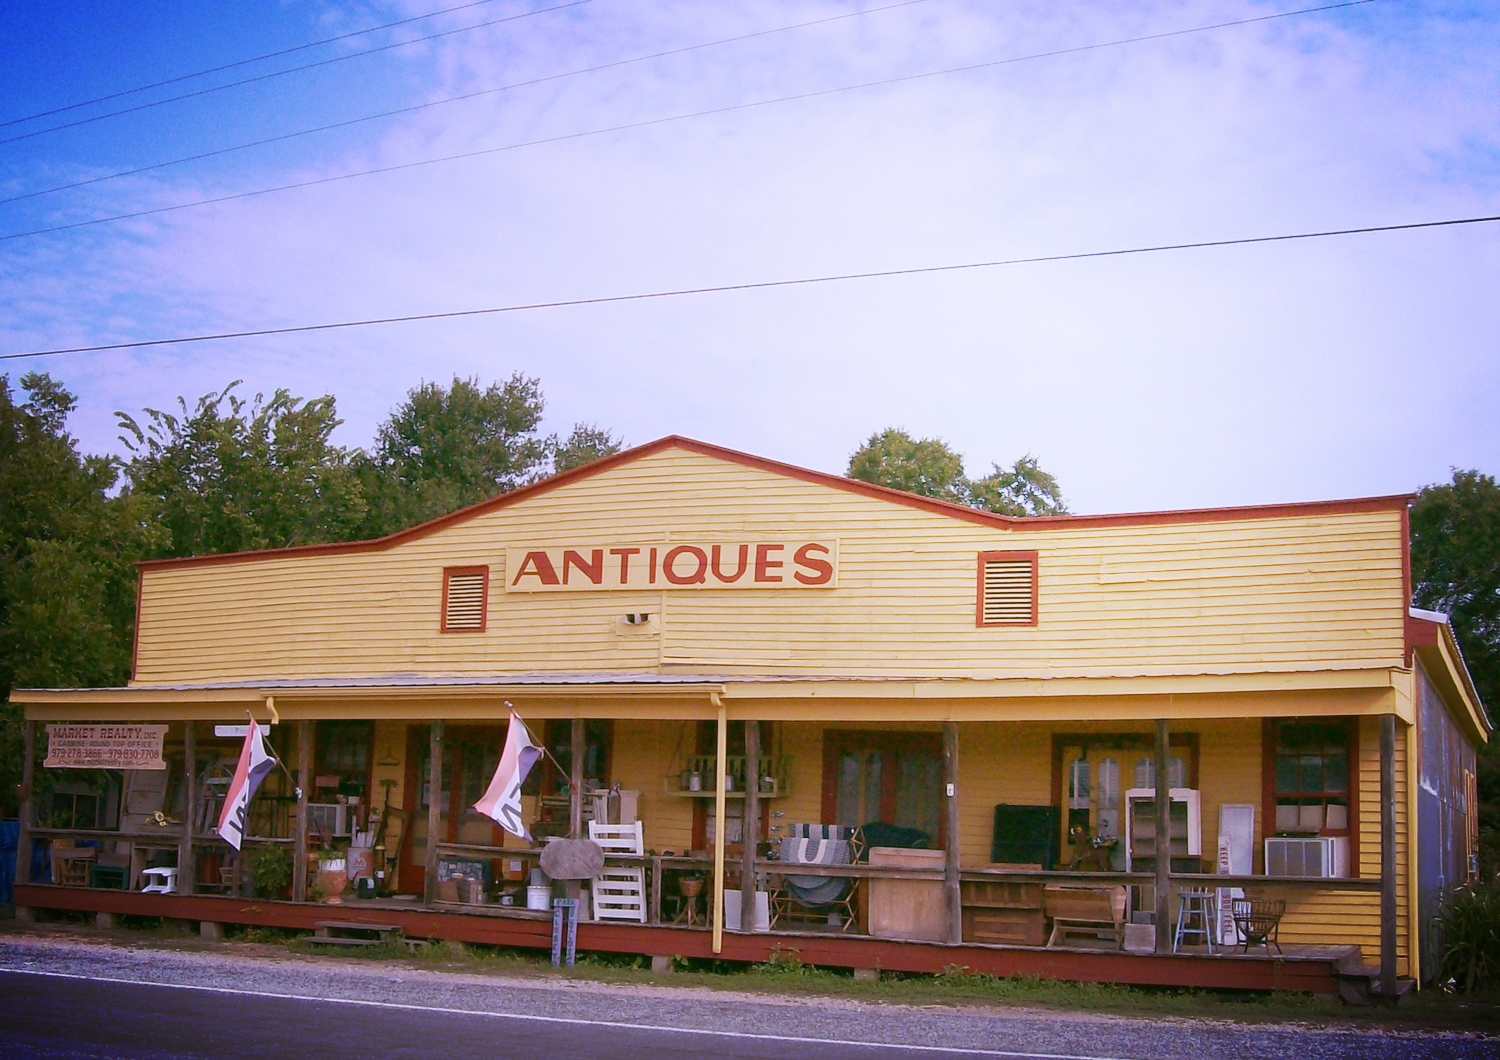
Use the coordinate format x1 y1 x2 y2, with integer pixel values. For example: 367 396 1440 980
216 718 276 852
474 711 544 840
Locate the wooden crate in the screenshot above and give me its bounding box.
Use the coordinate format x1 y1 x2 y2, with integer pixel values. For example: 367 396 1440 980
962 906 1047 947
961 879 1043 909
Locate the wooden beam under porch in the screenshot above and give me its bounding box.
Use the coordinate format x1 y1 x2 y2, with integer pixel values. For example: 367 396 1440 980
13 883 1358 996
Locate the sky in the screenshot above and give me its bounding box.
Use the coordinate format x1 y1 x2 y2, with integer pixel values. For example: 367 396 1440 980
1 0 1496 516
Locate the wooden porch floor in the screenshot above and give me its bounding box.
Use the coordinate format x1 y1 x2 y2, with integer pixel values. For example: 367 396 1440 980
14 883 1360 995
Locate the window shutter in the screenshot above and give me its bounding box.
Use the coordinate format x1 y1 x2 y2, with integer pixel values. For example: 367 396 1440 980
976 552 1037 626
442 567 489 632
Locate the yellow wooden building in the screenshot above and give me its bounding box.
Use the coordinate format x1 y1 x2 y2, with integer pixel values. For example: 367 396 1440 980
12 437 1488 998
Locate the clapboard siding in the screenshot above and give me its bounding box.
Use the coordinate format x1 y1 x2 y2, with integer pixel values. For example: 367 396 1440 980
133 447 1405 683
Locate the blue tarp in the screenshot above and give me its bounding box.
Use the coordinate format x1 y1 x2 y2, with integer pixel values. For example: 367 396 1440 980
0 820 16 906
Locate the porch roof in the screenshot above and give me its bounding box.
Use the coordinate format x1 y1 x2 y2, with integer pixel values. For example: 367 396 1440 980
13 666 1405 724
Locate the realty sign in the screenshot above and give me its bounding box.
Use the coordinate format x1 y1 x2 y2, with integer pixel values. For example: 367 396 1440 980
44 724 168 769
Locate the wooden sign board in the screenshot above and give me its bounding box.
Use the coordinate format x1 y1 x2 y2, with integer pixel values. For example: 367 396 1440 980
505 540 838 593
44 724 168 769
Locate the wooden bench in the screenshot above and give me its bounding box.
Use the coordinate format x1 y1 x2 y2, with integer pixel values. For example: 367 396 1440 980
1043 884 1127 950
306 920 404 948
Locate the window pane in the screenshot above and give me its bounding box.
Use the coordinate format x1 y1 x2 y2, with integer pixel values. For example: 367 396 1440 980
895 752 942 842
1299 754 1323 794
1276 754 1298 793
1323 750 1348 793
836 752 864 828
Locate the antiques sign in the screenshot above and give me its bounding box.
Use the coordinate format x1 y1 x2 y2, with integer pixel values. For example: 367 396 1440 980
44 724 168 769
504 540 838 592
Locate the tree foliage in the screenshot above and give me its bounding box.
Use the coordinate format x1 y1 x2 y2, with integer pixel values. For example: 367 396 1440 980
359 375 623 535
1 374 151 815
1411 468 1500 857
117 382 367 557
847 428 1067 516
552 422 624 475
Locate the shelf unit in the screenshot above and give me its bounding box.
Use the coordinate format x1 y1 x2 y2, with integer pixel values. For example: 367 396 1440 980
1123 787 1202 872
959 878 1046 946
662 755 792 799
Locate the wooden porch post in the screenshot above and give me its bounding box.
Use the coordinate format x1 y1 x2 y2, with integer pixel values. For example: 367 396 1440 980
1380 714 1398 996
16 720 34 886
292 721 310 902
569 718 585 838
711 697 727 954
178 721 196 896
739 720 761 932
1154 718 1172 954
424 720 443 906
943 721 962 945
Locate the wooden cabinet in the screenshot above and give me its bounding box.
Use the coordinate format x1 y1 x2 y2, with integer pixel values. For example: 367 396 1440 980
1123 788 1201 872
867 847 946 942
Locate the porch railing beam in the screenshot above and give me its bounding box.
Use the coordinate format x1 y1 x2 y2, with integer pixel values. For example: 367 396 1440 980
739 719 761 932
1380 713 1397 995
293 721 310 903
17 720 34 887
424 721 443 906
943 721 962 945
1154 718 1171 954
178 721 196 896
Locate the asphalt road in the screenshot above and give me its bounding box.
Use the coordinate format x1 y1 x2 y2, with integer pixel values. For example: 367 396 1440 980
0 933 1494 1060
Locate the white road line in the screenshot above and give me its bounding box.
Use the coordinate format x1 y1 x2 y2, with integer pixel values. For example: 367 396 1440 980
3 966 1140 1060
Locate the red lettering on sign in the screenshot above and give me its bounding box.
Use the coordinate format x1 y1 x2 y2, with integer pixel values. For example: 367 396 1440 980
562 549 604 585
511 551 560 586
754 543 784 582
793 543 834 584
649 547 658 584
711 544 749 583
663 546 709 585
610 547 640 582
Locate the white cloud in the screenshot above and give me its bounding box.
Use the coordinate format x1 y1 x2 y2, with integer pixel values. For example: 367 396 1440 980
2 0 1497 512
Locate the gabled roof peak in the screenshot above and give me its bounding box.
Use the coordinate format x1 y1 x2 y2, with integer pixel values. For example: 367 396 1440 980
136 434 1412 571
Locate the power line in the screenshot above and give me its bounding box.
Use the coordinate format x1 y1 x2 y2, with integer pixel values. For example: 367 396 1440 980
6 213 1494 362
0 0 1377 243
0 0 933 207
0 0 507 130
0 0 591 147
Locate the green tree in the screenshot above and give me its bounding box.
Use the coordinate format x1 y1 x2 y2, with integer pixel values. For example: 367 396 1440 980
359 375 624 535
847 428 968 504
552 423 624 475
1 373 152 816
847 428 1067 515
969 455 1067 517
1410 469 1500 864
118 382 367 557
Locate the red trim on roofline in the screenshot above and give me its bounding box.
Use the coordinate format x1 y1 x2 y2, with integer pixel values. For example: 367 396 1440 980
134 435 1417 571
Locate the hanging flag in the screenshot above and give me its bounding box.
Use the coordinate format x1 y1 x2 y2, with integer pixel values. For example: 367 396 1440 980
474 711 545 840
216 718 277 852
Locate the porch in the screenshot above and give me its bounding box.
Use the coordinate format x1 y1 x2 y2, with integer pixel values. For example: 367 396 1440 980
10 684 1412 998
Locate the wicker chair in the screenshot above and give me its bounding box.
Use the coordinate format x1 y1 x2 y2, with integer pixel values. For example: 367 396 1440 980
1230 897 1285 955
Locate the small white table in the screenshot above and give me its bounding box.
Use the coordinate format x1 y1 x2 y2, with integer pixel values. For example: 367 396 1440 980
140 867 178 894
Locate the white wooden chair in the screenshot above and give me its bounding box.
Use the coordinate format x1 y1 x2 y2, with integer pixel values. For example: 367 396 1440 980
588 821 646 923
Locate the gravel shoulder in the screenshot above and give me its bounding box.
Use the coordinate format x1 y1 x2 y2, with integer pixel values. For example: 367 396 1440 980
2 922 1497 1060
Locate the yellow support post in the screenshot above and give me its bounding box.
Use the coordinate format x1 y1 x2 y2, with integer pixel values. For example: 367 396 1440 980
711 694 727 954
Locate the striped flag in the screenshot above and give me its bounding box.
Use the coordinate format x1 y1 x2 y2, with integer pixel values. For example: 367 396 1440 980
474 711 544 840
216 718 276 851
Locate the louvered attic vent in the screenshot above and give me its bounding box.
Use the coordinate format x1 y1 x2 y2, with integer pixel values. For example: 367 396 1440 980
442 567 489 633
976 551 1038 627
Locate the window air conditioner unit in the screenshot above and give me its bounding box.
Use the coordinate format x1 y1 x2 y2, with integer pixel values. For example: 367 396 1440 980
307 802 352 839
1264 836 1348 878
